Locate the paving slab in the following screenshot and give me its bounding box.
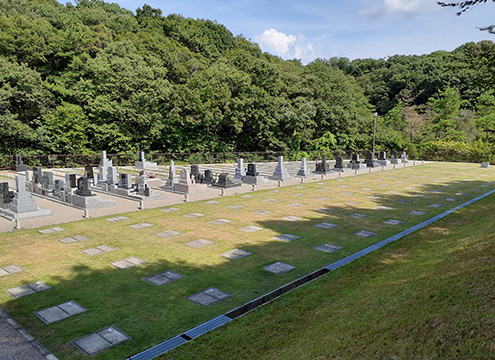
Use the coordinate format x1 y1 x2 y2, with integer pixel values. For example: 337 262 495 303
57 235 88 244
347 213 367 219
409 210 427 215
183 213 205 218
35 301 87 324
187 287 231 306
38 227 65 234
155 230 182 238
81 245 116 256
315 208 334 213
263 261 295 274
205 200 220 204
226 205 244 210
128 223 154 229
185 239 214 248
262 198 276 203
286 203 303 207
273 234 300 242
209 219 232 225
143 271 184 286
73 327 131 356
314 222 338 229
239 225 264 232
340 192 355 196
354 230 377 237
367 195 381 199
160 207 180 212
428 203 445 208
444 198 458 201
280 216 303 221
291 193 304 197
6 281 51 299
220 249 252 260
383 219 405 225
316 197 330 201
313 243 343 253
251 210 272 215
110 257 146 269
1 265 24 275
376 205 394 210
397 199 412 203
106 216 129 222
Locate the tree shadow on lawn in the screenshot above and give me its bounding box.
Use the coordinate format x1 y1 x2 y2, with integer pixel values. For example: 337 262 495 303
1 175 494 360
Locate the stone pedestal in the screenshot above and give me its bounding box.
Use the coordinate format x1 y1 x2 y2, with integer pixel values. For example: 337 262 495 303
272 156 292 181
174 169 208 194
135 151 157 169
297 158 310 177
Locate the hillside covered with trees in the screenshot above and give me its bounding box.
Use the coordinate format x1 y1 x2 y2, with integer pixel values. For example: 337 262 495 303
1 0 495 160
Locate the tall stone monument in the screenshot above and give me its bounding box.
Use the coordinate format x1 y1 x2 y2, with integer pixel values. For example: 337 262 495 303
272 156 291 181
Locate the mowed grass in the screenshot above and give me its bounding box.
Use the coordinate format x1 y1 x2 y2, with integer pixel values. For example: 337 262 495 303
0 162 493 359
164 171 495 360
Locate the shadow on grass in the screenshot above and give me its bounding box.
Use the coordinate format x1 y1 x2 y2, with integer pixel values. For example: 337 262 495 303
2 167 494 360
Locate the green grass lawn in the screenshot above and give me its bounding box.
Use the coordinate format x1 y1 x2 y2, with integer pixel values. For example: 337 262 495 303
0 162 494 359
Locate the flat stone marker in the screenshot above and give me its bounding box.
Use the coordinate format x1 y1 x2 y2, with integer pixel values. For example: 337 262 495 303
155 230 182 238
251 210 272 215
444 198 458 201
428 203 445 208
106 216 129 222
110 257 146 269
340 192 355 196
316 182 326 185
295 186 306 189
361 187 372 191
183 213 205 218
316 208 333 213
73 326 131 356
375 206 393 210
205 200 220 204
397 199 412 203
82 245 116 256
188 287 231 306
409 210 426 215
240 195 253 198
338 185 349 188
456 192 471 196
348 213 367 219
316 197 330 201
185 239 214 248
227 205 244 210
269 190 280 193
316 189 328 192
0 265 23 276
313 243 342 253
314 222 337 229
469 188 482 191
129 223 154 229
220 249 252 260
287 203 303 207
209 219 232 225
367 195 381 199
403 186 415 190
428 189 443 193
354 230 377 237
39 227 65 234
413 194 427 197
292 193 304 197
345 201 360 206
263 261 295 274
262 198 276 203
239 225 264 232
384 219 405 225
57 235 88 244
160 207 179 212
281 216 303 221
143 270 184 286
35 301 87 324
6 281 51 299
386 191 400 194
274 234 300 242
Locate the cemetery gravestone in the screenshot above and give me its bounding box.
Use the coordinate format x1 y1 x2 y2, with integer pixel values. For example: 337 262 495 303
314 155 331 174
243 163 269 185
0 182 12 208
233 158 246 183
333 156 345 172
75 177 92 197
213 173 240 188
135 151 157 169
272 156 292 181
296 157 310 177
377 151 391 166
15 154 27 171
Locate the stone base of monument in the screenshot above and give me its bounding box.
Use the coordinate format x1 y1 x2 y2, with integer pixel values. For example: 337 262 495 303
347 163 367 170
313 170 333 175
332 167 350 172
242 175 270 185
72 194 116 210
0 207 52 220
391 159 402 165
173 183 209 195
135 161 158 169
145 178 163 187
366 161 380 168
15 165 28 172
211 182 242 189
377 160 391 166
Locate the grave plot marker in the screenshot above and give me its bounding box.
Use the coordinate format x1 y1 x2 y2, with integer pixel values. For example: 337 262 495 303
273 234 300 242
188 288 231 306
73 327 131 356
35 301 87 324
263 261 295 274
220 249 252 260
143 271 184 286
185 239 214 248
313 244 342 253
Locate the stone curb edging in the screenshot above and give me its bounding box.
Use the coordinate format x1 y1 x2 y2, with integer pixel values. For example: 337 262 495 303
0 309 58 360
128 188 495 360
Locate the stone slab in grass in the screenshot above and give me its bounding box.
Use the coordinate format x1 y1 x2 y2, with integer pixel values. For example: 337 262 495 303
57 235 88 244
292 193 304 197
456 192 471 196
428 189 443 193
239 195 253 198
251 210 272 215
129 223 154 230
160 207 179 212
316 182 326 185
338 185 349 188
220 249 252 260
286 203 303 207
110 257 146 269
341 192 355 196
39 227 65 234
444 198 458 201
354 230 377 237
227 205 244 210
73 326 131 356
269 190 280 193
274 234 300 242
0 265 23 276
361 187 372 191
155 230 182 238
314 222 338 229
383 219 405 225
316 197 330 201
82 245 116 256
262 199 276 203
106 216 129 222
263 261 295 274
35 301 87 324
281 216 303 222
183 213 205 218
313 243 343 253
209 219 232 225
185 239 214 248
295 186 306 189
205 200 220 204
409 210 426 215
143 270 184 286
376 206 394 210
315 208 333 213
413 194 427 198
367 195 381 200
6 281 51 299
397 199 412 203
316 189 328 192
428 203 445 208
188 287 231 306
239 225 264 233
386 191 400 195
347 213 367 219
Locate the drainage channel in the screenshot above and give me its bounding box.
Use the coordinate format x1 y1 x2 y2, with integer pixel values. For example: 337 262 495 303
128 188 495 360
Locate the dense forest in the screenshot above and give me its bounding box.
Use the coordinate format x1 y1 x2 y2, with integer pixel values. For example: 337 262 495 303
1 0 495 160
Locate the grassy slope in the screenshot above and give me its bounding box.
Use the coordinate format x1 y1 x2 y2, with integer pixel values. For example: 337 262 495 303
166 182 495 359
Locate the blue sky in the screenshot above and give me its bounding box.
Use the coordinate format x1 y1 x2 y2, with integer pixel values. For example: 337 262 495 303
78 0 494 63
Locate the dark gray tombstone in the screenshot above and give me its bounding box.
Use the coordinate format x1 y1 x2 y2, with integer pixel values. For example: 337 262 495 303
69 174 77 188
315 155 331 174
191 165 200 178
390 150 397 159
41 172 54 190
365 151 378 168
84 166 94 179
351 154 359 163
204 170 215 184
144 184 150 197
212 173 240 188
33 167 43 183
378 151 386 161
334 156 344 169
0 182 13 206
119 173 132 189
54 179 63 191
15 155 27 171
75 177 92 197
246 163 259 177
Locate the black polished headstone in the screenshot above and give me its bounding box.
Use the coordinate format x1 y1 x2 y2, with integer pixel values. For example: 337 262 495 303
204 170 215 184
0 182 12 205
69 174 77 188
315 155 331 174
75 176 92 197
246 163 259 177
212 173 240 188
33 167 43 183
378 151 386 161
335 156 344 169
84 166 94 179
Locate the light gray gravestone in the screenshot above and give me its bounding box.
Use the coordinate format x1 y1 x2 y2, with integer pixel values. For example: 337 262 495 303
296 157 310 177
272 156 292 181
233 158 246 183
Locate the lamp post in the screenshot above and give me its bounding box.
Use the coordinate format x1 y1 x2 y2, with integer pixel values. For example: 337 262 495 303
372 112 378 159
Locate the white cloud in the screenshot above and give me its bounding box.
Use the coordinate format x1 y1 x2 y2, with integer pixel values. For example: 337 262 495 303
254 28 315 63
359 0 439 17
